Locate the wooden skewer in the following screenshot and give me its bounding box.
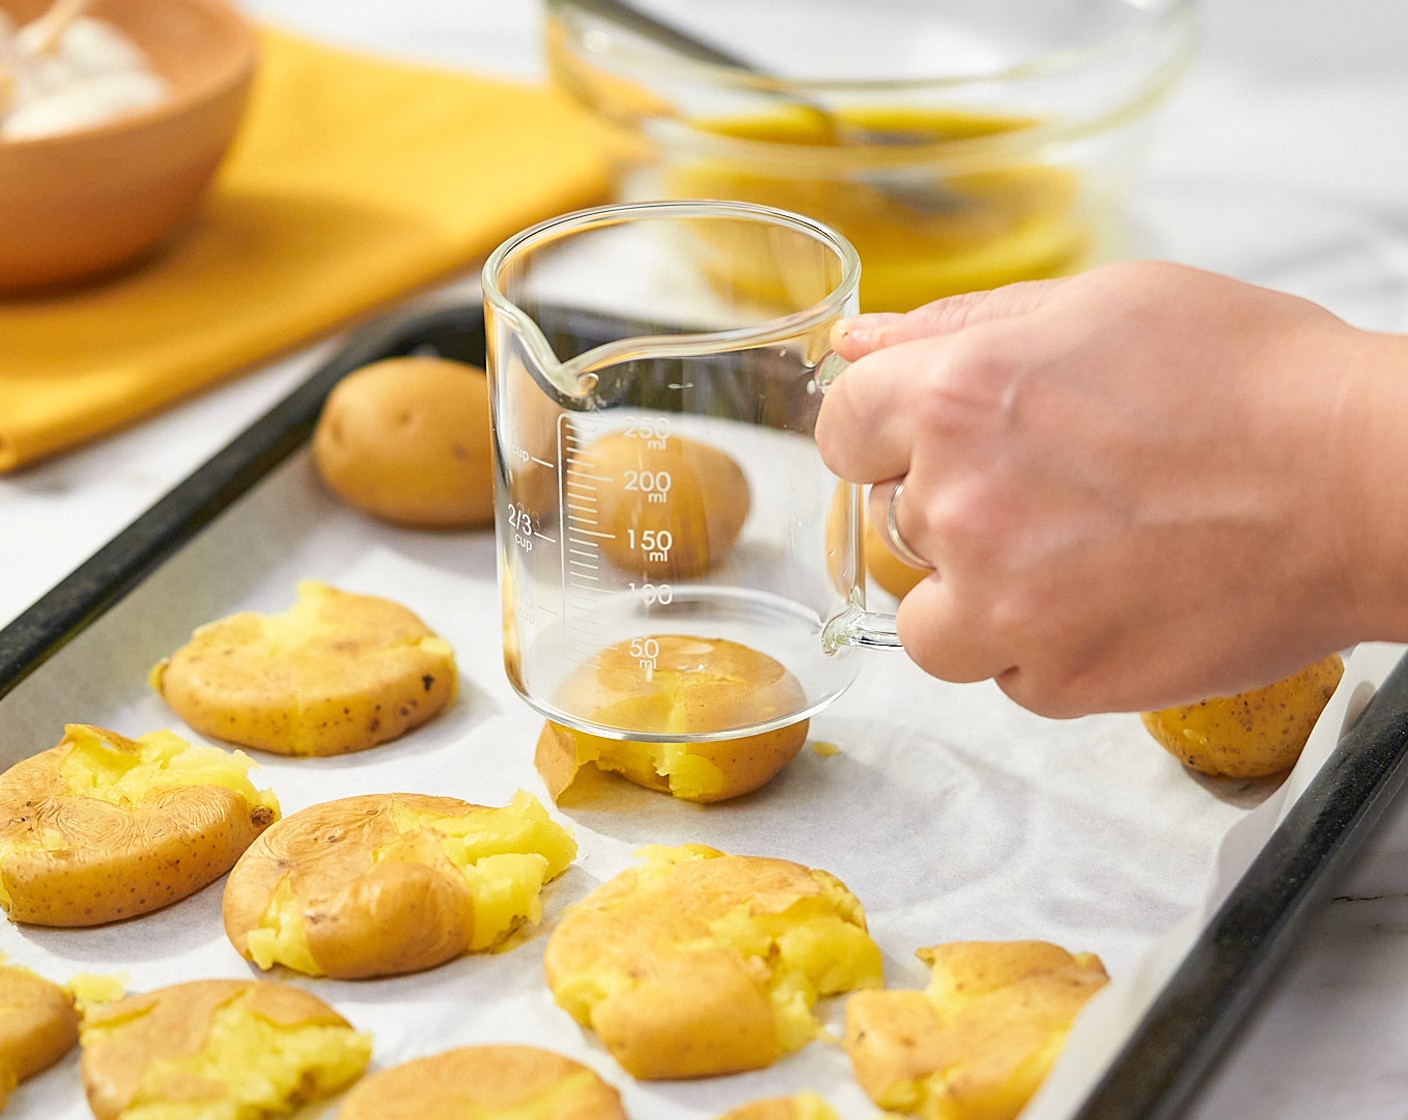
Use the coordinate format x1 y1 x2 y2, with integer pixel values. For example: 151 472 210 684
24 0 92 56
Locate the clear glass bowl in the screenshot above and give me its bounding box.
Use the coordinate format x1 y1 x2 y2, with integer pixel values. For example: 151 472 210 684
545 0 1197 312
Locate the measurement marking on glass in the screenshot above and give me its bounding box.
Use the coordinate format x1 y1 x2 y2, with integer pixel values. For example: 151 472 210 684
561 412 631 664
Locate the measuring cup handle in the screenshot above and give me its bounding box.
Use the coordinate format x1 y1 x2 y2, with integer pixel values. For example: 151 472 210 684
823 603 904 651
815 348 850 391
815 351 905 652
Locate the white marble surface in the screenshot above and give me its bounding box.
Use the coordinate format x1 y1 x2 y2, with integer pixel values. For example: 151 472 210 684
4 1 1408 1116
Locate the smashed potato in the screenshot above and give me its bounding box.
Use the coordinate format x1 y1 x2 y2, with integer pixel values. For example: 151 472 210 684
0 725 278 927
577 430 750 580
844 940 1108 1120
79 979 370 1120
544 844 882 1080
1141 652 1345 779
336 1044 627 1120
0 960 79 1109
223 791 576 979
312 356 496 528
540 634 809 801
150 580 457 757
717 1092 840 1120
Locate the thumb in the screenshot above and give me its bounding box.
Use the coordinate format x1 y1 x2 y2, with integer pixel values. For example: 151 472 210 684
831 277 1066 360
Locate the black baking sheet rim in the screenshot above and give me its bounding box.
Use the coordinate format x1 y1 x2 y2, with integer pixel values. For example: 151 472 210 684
2 299 1406 1120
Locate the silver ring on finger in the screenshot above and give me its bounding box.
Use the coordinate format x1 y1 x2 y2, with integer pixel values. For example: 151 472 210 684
884 479 935 571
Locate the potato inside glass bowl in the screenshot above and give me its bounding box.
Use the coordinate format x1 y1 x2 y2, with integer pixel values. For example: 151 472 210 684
0 0 257 292
546 0 1195 312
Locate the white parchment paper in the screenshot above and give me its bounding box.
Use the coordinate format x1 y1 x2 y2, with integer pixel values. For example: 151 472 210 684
0 450 1394 1120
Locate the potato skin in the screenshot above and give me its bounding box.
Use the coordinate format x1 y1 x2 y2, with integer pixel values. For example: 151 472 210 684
577 431 750 580
0 964 79 1107
1141 652 1345 778
843 940 1108 1120
223 794 480 980
336 1045 627 1120
0 726 277 927
312 356 496 528
150 581 457 757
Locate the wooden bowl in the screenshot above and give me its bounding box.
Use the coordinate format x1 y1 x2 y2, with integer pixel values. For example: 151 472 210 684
0 0 258 293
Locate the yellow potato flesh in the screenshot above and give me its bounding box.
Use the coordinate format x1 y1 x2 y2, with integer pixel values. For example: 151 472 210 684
245 791 575 972
556 723 728 801
244 878 319 975
66 973 128 1016
707 898 882 1053
548 845 881 1076
81 986 370 1120
55 725 276 812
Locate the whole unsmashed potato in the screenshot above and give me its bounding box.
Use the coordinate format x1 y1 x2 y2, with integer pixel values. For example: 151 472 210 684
536 634 809 803
0 961 79 1109
544 844 882 1080
844 940 1108 1120
79 979 370 1120
335 1045 627 1120
576 430 750 580
826 482 929 600
150 581 457 757
223 791 576 979
1141 652 1345 779
0 724 278 927
312 356 495 528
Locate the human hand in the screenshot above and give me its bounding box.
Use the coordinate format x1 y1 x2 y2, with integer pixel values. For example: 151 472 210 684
816 261 1396 716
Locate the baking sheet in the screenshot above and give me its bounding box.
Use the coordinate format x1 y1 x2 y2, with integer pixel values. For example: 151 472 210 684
0 306 1403 1120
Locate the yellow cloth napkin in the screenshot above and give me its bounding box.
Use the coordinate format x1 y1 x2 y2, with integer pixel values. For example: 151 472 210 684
0 27 614 472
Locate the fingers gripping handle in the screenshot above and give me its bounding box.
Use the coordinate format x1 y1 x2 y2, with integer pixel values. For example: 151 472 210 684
813 356 907 654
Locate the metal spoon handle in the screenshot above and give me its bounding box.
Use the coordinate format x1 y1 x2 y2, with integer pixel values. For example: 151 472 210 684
561 0 966 213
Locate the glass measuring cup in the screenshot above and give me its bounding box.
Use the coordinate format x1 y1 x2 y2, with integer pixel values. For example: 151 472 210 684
482 199 900 743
